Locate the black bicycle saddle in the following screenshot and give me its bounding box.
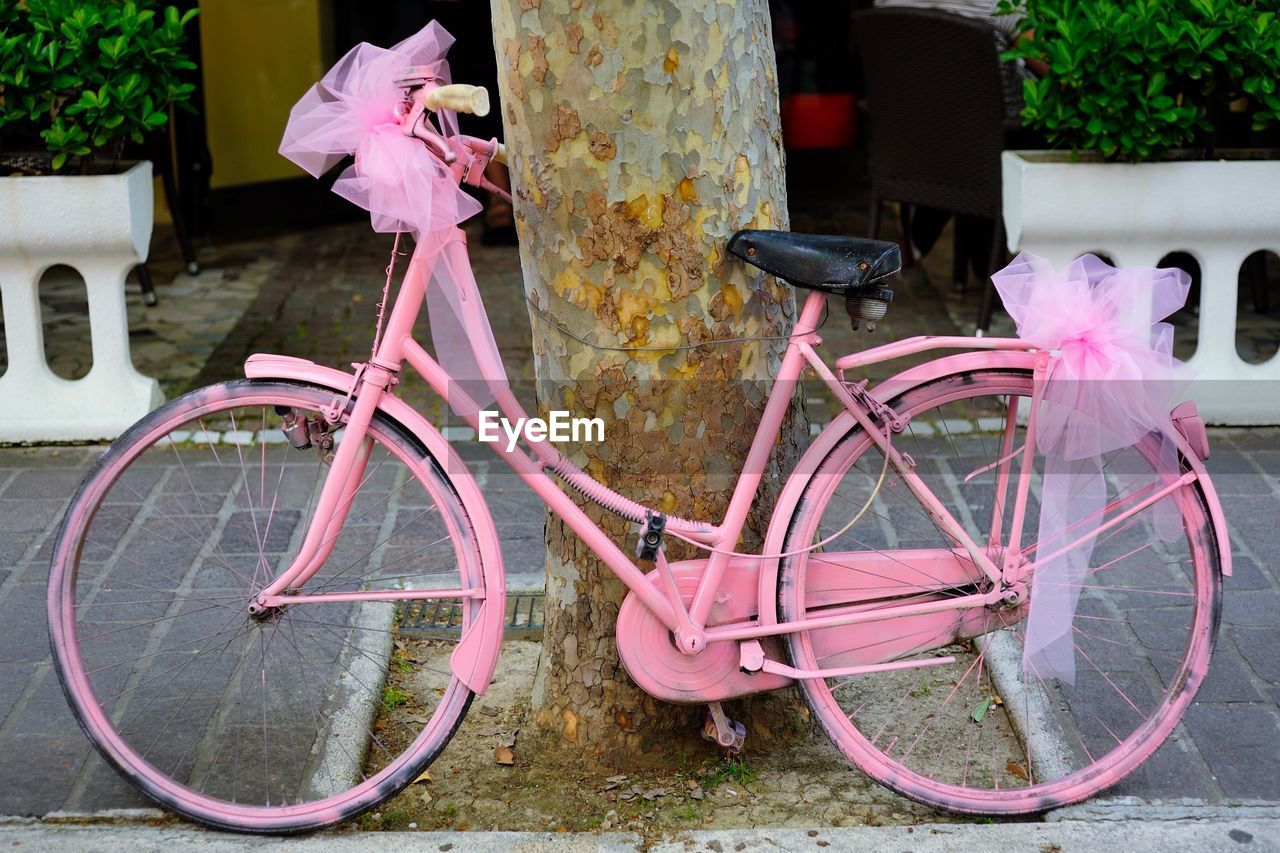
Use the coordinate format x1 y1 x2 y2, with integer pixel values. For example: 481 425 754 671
727 230 902 295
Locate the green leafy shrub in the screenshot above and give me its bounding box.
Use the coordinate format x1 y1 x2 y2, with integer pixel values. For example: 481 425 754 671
998 0 1280 162
0 0 198 171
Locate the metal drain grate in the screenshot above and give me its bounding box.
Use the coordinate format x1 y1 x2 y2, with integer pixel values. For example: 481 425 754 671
399 593 544 640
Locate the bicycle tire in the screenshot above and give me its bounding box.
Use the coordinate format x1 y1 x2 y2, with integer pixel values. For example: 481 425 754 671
48 379 493 833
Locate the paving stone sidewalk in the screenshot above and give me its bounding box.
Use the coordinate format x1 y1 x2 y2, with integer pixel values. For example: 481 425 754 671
1 167 1279 817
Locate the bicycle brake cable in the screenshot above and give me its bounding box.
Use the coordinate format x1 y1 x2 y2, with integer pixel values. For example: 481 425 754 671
523 294 829 352
370 231 406 360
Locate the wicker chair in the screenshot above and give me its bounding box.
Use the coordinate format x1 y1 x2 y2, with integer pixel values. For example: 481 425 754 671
854 7 1012 331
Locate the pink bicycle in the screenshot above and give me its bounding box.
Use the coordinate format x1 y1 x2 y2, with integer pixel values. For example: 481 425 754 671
48 24 1227 834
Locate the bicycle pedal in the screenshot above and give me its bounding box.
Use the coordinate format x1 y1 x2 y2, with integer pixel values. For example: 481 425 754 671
702 703 747 755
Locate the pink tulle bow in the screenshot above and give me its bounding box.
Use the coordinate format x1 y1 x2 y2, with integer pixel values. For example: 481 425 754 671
278 21 482 235
992 253 1191 684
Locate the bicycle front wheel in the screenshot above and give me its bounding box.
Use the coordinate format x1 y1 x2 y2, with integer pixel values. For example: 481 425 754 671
48 380 491 833
779 367 1222 814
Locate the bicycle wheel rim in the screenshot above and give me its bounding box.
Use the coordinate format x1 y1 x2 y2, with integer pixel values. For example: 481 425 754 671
48 381 485 832
780 369 1220 814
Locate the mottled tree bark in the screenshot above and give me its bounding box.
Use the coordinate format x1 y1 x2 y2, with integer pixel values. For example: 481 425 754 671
490 0 806 764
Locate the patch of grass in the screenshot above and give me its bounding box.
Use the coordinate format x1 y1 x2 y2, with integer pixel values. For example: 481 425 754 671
381 684 410 709
391 649 413 675
698 756 757 789
380 808 415 830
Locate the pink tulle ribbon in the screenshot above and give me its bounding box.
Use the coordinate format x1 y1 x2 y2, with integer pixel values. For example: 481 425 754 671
278 21 482 235
992 253 1191 684
278 22 504 416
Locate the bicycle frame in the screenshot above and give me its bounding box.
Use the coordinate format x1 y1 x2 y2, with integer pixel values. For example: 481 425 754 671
247 227 1227 679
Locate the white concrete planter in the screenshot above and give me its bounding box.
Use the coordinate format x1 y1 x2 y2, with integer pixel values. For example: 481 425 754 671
1003 150 1280 425
0 161 163 442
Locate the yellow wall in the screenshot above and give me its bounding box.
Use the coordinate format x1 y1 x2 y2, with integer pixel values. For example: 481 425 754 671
199 0 327 189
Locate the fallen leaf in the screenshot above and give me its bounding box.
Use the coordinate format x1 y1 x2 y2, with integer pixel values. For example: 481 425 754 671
494 746 515 765
412 769 433 785
971 697 993 724
475 725 507 737
1006 759 1029 781
498 728 520 748
683 779 699 790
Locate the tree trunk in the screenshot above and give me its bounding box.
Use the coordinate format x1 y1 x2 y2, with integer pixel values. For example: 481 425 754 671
490 0 805 765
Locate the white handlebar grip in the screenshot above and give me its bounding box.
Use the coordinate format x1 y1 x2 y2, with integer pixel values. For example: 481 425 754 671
424 84 490 117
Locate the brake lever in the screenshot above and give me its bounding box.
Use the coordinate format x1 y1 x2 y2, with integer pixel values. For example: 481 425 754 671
395 83 508 197
395 83 457 165
408 112 456 165
458 137 496 187
460 137 513 204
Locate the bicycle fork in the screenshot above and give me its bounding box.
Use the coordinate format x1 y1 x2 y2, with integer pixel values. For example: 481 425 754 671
251 364 392 612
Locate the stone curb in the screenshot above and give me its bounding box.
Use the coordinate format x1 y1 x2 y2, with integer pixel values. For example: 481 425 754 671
1 818 1277 852
1047 796 1280 822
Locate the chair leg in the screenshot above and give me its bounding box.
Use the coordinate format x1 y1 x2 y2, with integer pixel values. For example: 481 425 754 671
160 162 200 276
977 220 1005 334
868 195 882 239
135 263 159 307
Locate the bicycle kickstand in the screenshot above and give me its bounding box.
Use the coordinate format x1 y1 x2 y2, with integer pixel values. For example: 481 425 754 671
702 701 746 755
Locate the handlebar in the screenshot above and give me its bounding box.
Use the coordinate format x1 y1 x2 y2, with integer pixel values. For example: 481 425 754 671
391 71 510 201
423 84 490 117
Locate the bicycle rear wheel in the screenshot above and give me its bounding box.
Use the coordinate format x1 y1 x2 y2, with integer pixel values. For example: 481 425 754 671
48 380 490 833
779 368 1222 814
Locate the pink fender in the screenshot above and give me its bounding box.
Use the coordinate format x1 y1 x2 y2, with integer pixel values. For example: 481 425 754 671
757 350 1231 625
243 353 507 694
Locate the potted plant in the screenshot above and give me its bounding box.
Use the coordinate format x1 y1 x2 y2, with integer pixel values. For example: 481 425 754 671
997 0 1280 425
0 0 198 442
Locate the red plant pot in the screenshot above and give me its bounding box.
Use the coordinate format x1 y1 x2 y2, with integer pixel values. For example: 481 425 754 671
781 93 858 149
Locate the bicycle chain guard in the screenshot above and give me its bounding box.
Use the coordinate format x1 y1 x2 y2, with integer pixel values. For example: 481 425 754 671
614 560 792 704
